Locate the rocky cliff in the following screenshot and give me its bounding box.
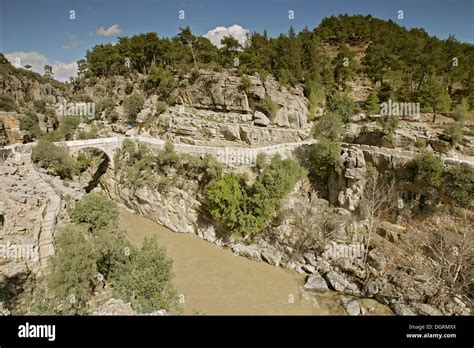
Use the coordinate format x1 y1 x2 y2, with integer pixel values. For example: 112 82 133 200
98 165 470 316
76 69 313 145
0 54 65 105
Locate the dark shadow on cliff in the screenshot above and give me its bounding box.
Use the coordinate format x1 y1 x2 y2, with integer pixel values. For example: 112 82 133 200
0 265 31 314
83 149 111 193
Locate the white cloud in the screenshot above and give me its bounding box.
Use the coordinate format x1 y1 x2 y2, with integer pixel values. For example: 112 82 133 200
203 24 249 48
96 24 121 37
52 61 78 82
5 51 77 82
5 51 48 73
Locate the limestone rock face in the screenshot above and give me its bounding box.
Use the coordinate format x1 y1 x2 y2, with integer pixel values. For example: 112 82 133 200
178 71 309 129
328 146 367 211
135 70 311 145
0 113 23 144
231 243 262 261
0 71 63 105
153 105 308 146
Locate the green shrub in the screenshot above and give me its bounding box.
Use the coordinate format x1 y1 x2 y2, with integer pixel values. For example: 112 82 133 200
57 116 81 140
200 154 224 185
410 152 443 188
78 124 99 140
0 94 17 111
96 97 115 114
93 226 134 281
32 140 75 179
308 139 343 180
365 90 380 116
115 140 222 192
49 115 80 141
444 122 463 145
445 164 474 207
155 101 168 115
125 83 134 95
106 110 119 123
25 193 156 315
114 140 156 190
327 94 358 123
256 152 268 170
113 236 178 313
144 66 177 102
46 225 97 314
377 83 392 102
366 161 376 173
70 193 119 233
124 93 145 122
74 153 92 173
380 115 400 136
312 112 344 141
306 81 325 121
207 173 247 233
415 138 427 149
255 154 307 206
33 100 47 114
207 155 306 238
255 96 280 120
22 224 98 315
20 111 42 138
239 76 251 91
155 141 180 171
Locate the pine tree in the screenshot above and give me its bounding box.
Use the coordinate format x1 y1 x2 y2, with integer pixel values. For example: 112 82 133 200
365 91 380 116
420 75 452 123
333 44 356 90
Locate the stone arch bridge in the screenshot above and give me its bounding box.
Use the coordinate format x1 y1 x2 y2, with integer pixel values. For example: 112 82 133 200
54 136 318 169
5 135 474 169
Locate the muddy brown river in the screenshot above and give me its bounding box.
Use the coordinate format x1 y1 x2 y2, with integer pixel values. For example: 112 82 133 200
119 209 392 315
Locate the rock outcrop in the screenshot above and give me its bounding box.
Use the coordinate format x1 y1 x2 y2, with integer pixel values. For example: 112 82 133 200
328 146 367 211
0 54 65 105
0 112 23 145
92 298 167 316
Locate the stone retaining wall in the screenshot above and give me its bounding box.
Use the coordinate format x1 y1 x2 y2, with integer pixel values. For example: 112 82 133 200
17 151 61 273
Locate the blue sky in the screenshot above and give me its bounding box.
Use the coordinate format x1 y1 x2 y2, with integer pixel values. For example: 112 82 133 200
1 0 473 81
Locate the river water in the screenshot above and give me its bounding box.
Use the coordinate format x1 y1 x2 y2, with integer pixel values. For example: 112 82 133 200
119 209 392 315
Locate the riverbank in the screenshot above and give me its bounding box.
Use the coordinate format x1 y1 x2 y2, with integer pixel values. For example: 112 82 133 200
119 208 392 315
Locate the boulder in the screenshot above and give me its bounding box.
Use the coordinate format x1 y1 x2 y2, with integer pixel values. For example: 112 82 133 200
253 111 270 127
125 128 136 137
343 299 361 316
325 270 360 295
390 302 417 316
302 264 316 274
231 243 262 261
367 248 387 271
222 125 241 141
303 274 328 293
